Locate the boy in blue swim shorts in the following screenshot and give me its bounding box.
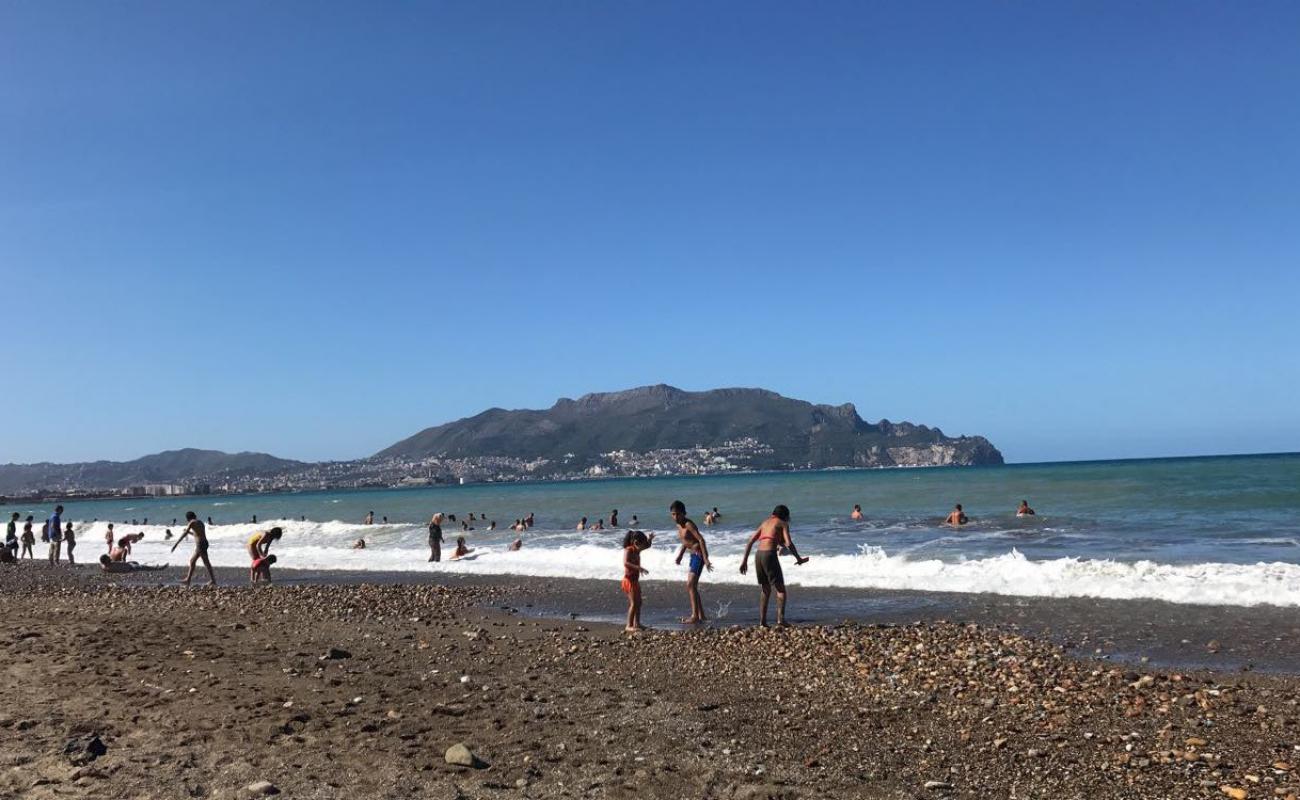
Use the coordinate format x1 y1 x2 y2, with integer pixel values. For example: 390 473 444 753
670 500 713 624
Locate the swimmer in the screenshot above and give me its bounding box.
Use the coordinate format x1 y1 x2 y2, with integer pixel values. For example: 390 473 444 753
1017 500 1036 516
609 509 619 527
670 500 713 624
364 511 374 525
593 519 604 531
524 513 534 528
944 504 969 526
508 536 522 552
577 516 587 531
451 536 473 560
629 515 639 527
352 538 366 550
851 504 864 521
739 505 809 627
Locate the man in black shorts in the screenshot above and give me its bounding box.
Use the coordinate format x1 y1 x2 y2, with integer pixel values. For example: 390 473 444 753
739 505 809 627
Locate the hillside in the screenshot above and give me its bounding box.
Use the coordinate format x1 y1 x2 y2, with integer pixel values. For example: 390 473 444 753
0 449 304 495
376 385 1003 469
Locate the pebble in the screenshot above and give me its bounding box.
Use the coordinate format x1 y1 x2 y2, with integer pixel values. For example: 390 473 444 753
445 743 487 769
244 780 280 796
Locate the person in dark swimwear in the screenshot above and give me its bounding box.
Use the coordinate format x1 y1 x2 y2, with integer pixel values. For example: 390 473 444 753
621 530 654 633
428 513 444 562
670 500 713 624
739 505 809 627
609 509 619 527
1016 500 1036 516
6 512 19 559
172 511 216 586
944 504 969 526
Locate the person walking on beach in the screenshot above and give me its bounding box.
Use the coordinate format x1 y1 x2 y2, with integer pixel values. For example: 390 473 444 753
739 505 809 627
428 513 444 562
621 530 654 633
64 522 76 564
46 505 64 566
172 511 216 586
669 500 713 624
20 516 35 559
944 504 969 526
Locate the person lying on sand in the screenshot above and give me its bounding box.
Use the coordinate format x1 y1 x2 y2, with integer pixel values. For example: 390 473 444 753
251 554 277 583
99 554 167 573
1017 500 1036 516
621 530 654 633
944 504 969 526
451 536 473 560
670 500 713 624
739 505 809 628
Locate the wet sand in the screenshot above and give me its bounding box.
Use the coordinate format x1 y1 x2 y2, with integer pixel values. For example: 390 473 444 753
3 562 1300 799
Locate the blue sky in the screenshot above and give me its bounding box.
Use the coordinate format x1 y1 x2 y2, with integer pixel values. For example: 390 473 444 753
2 1 1297 465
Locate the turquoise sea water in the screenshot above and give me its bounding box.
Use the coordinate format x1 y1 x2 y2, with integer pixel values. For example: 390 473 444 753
15 453 1300 607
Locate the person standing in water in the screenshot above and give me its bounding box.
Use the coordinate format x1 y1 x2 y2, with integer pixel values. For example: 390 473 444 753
172 511 216 586
669 500 713 624
1016 500 1035 516
46 505 64 566
609 509 619 527
105 523 116 553
850 504 864 521
739 505 809 627
364 511 374 525
944 504 969 526
427 513 444 562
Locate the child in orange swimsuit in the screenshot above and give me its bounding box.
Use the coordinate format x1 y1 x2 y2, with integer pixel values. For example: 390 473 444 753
621 530 655 633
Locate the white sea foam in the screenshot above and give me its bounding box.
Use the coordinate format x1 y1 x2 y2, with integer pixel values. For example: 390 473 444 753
75 519 1300 608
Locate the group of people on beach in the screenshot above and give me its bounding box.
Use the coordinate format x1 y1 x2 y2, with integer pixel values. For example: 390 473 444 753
2 507 75 565
620 500 808 633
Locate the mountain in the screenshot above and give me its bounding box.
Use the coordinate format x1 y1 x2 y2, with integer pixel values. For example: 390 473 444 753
376 385 1003 469
0 449 304 495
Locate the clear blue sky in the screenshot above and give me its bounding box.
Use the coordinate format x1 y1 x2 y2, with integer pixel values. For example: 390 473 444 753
2 1 1298 465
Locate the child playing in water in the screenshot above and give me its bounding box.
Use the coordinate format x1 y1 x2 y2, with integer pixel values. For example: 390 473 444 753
621 530 655 633
451 536 473 560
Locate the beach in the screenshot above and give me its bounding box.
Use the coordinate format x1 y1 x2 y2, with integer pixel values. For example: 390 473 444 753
4 563 1300 799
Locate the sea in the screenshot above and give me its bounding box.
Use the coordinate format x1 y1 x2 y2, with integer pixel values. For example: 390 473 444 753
16 453 1300 608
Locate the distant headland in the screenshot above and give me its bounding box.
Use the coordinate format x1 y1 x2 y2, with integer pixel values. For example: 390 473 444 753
0 385 1002 499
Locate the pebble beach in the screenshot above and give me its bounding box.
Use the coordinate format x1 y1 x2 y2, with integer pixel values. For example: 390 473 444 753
3 563 1300 799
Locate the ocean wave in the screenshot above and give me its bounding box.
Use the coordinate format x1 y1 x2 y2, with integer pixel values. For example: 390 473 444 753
83 518 1300 608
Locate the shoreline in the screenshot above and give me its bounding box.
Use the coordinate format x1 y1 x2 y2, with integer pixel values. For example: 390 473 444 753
18 561 1300 675
4 563 1300 799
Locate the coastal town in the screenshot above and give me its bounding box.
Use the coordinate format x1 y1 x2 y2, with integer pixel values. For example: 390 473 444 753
1 438 779 503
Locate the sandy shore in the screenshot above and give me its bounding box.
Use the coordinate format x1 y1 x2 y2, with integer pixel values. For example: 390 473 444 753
3 563 1299 799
